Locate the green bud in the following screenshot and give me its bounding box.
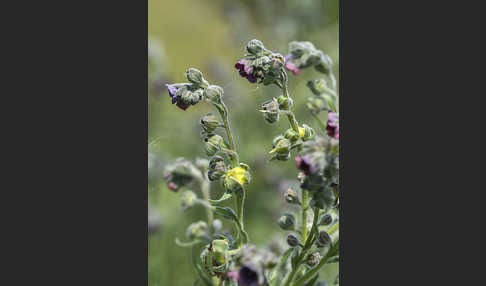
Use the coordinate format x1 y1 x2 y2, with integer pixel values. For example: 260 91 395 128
316 230 331 247
315 53 333 75
204 85 224 102
200 113 220 133
301 124 315 141
204 134 226 157
277 95 293 109
306 252 321 267
273 152 291 161
185 68 207 86
178 88 202 106
307 79 329 96
284 188 300 205
270 138 291 155
284 128 300 144
186 221 208 240
286 234 299 247
278 213 296 231
180 190 197 210
260 98 280 124
307 96 327 114
212 239 229 266
246 39 265 54
319 214 333 226
208 155 226 181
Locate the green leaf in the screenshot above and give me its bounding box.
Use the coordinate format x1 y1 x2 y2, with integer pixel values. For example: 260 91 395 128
208 192 232 204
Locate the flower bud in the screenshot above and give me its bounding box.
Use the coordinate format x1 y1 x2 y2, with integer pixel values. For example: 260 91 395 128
186 221 208 240
315 53 333 75
204 85 224 102
246 39 265 55
260 98 280 124
284 188 300 205
270 137 291 155
300 124 315 141
286 234 299 247
185 68 208 86
306 252 321 267
178 87 202 106
316 230 331 247
180 190 197 210
200 113 220 133
278 213 296 231
307 97 327 114
284 128 300 144
277 95 293 109
307 79 329 96
212 239 229 266
195 158 209 171
208 155 226 181
319 214 333 226
164 158 200 192
204 134 227 156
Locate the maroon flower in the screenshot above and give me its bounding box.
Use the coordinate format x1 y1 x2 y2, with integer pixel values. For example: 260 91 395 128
295 155 316 176
235 59 260 83
326 112 339 139
284 55 301 76
238 265 259 286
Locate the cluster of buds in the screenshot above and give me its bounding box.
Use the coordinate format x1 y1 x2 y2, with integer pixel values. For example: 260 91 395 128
306 78 338 115
234 39 286 86
222 163 251 193
200 238 230 276
269 124 315 161
163 158 202 192
284 41 333 76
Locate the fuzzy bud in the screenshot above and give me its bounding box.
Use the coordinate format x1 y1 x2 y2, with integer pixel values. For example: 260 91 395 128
284 128 300 144
246 39 265 55
204 134 227 157
300 124 315 141
278 213 296 231
307 79 329 96
286 234 299 247
212 239 229 266
319 214 333 226
315 54 333 75
200 113 220 133
284 188 300 205
260 98 280 124
185 68 208 87
186 221 208 240
204 85 224 102
208 155 226 181
177 87 202 106
180 190 197 210
316 230 331 247
270 137 291 155
306 252 321 267
277 95 293 109
307 97 327 114
223 165 251 193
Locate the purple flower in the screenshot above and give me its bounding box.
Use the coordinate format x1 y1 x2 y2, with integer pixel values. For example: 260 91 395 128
165 84 190 111
235 59 261 83
238 265 259 286
284 54 300 76
326 112 339 139
295 155 316 176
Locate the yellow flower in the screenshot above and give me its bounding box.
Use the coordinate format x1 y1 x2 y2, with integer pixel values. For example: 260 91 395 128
299 127 305 138
226 167 249 185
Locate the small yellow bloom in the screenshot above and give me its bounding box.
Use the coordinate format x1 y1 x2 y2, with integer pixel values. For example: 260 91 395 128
299 127 305 138
226 167 248 185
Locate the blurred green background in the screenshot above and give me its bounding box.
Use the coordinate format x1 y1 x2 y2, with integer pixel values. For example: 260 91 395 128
148 0 339 285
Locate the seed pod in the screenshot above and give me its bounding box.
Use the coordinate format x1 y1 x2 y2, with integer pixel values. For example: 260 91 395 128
204 85 224 102
284 188 300 205
278 213 296 231
204 134 226 157
286 234 299 247
306 252 321 267
316 230 331 247
319 214 333 226
260 98 280 124
246 39 265 55
208 155 226 181
200 113 220 133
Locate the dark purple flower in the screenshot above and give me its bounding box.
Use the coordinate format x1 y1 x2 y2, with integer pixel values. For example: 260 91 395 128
295 155 316 176
284 54 300 76
238 265 259 286
326 112 339 139
165 84 190 111
235 59 260 83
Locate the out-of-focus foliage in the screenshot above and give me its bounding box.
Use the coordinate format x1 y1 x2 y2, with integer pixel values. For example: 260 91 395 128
148 0 339 285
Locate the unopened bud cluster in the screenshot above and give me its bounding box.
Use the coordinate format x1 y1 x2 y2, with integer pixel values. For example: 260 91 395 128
285 41 333 76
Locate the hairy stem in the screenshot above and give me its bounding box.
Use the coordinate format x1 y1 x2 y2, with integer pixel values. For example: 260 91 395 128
201 178 214 234
301 190 309 242
217 101 238 167
281 70 300 133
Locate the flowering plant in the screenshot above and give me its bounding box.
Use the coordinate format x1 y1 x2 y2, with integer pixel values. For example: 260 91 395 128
160 39 339 286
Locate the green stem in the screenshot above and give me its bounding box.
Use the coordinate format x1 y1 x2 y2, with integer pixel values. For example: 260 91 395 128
235 188 248 244
301 190 309 242
217 101 238 167
201 178 213 234
281 70 300 133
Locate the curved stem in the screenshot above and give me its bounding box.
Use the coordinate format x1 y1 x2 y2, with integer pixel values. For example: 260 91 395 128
280 70 300 133
218 101 238 167
301 190 309 242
